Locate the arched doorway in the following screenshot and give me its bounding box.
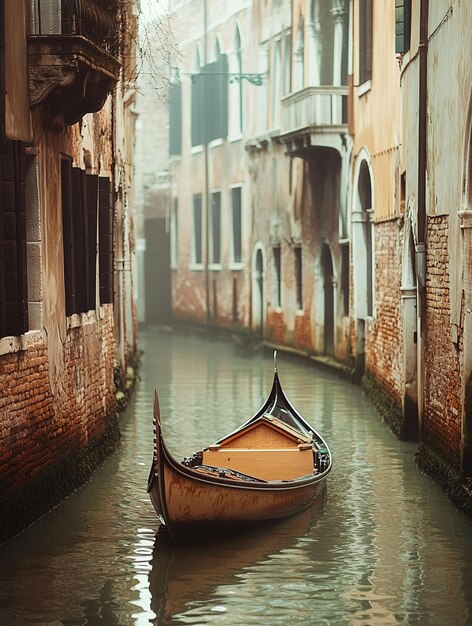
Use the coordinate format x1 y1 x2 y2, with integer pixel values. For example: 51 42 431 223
352 151 374 378
321 244 335 354
252 244 265 334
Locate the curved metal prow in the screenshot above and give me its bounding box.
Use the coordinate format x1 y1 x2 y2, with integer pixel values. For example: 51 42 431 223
273 350 278 373
154 389 161 422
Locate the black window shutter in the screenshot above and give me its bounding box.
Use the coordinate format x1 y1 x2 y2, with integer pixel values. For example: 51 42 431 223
71 167 89 313
86 174 99 310
99 176 114 304
0 140 28 338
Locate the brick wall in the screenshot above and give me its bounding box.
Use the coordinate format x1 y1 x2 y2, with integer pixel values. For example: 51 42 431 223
365 218 403 403
0 307 116 498
294 313 313 352
267 310 285 345
424 216 462 466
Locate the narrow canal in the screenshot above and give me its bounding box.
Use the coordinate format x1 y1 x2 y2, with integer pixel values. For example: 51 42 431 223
1 327 472 625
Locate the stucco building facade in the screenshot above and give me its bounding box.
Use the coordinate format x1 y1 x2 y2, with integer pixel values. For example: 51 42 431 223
0 0 138 541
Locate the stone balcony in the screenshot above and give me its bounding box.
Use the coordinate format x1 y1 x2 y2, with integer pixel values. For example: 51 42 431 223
28 0 121 125
279 86 349 155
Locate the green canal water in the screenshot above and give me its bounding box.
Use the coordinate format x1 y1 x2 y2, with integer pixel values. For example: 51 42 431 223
0 327 471 625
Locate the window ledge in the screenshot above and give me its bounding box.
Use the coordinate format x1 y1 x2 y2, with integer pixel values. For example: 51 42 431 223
189 262 204 271
209 263 222 271
209 138 224 149
67 309 98 329
228 133 244 143
0 330 45 356
191 145 203 155
356 80 372 97
229 261 244 271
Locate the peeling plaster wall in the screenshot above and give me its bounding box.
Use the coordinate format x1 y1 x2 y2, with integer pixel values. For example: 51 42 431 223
351 0 403 401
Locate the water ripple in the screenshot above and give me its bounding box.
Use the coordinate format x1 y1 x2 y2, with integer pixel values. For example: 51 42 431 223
0 328 471 625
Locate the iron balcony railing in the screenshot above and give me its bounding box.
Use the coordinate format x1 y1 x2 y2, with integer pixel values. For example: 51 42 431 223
31 0 119 56
281 86 348 134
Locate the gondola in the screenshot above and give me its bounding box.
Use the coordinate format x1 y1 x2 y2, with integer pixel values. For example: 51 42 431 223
147 353 332 538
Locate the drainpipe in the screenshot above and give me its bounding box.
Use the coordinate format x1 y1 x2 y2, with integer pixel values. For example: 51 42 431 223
203 0 211 323
416 0 429 438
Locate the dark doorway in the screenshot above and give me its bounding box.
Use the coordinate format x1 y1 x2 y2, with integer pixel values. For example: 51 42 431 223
144 219 171 324
321 244 334 355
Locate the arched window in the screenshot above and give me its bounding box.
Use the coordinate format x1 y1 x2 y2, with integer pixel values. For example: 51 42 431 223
352 154 375 320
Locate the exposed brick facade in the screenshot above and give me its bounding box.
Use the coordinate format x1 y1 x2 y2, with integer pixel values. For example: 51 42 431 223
423 216 462 467
365 218 403 404
0 308 116 498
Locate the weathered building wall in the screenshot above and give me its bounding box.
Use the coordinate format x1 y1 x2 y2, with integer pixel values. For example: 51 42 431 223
365 219 403 404
168 0 260 330
0 309 115 497
423 216 462 466
0 0 138 540
351 0 405 424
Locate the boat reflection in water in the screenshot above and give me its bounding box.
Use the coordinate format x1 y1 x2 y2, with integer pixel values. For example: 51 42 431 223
148 495 326 624
147 353 332 538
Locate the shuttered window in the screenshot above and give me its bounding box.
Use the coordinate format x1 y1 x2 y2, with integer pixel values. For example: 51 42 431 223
231 187 242 263
98 176 114 305
61 162 112 314
0 140 28 338
395 0 412 54
71 167 89 313
192 194 202 265
210 191 221 265
359 0 373 85
86 174 98 309
191 54 228 146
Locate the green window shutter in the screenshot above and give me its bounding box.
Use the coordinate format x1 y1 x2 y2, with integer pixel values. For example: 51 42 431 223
169 82 182 156
395 0 411 54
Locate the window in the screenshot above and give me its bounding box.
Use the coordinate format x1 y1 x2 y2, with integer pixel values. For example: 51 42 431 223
192 194 202 265
170 198 178 268
98 176 113 305
341 243 350 316
359 0 373 85
210 191 221 265
395 0 411 55
231 186 242 264
61 161 113 314
294 246 303 309
0 140 28 338
191 53 228 146
169 81 182 156
273 245 281 308
86 174 99 309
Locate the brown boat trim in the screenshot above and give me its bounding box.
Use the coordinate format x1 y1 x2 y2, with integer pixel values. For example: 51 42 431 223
148 353 332 494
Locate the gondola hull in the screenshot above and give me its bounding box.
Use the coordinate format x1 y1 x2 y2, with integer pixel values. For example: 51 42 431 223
148 357 332 538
